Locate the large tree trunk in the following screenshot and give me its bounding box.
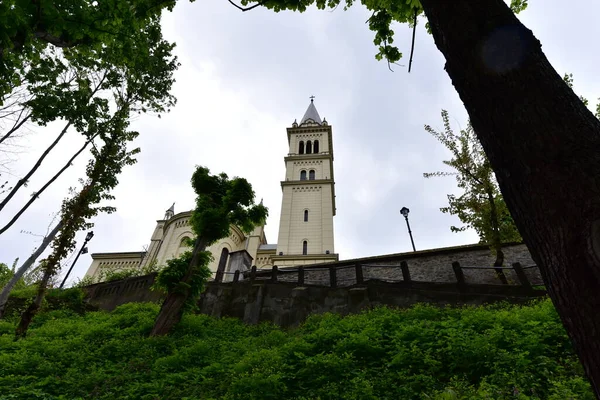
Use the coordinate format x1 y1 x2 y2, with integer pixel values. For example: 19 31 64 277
0 221 62 318
14 266 54 338
419 0 600 395
150 237 209 336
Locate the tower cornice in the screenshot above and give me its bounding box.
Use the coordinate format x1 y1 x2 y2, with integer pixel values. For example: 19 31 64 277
284 153 333 162
280 178 334 186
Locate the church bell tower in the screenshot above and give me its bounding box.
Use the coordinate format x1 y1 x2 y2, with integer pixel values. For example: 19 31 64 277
273 99 338 265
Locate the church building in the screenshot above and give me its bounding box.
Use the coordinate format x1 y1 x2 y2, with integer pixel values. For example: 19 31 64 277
84 100 339 281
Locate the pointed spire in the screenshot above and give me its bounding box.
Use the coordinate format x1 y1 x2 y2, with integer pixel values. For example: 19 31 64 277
300 96 322 125
164 202 175 220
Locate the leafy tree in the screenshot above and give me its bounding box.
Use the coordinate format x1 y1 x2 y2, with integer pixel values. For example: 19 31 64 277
14 88 154 337
0 13 177 234
243 0 600 393
0 263 10 287
150 166 268 336
424 110 522 270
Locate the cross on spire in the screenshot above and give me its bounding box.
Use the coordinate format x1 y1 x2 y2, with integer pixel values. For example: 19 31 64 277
309 95 315 102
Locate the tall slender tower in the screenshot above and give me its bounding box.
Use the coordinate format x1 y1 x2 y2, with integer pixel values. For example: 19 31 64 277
273 99 338 266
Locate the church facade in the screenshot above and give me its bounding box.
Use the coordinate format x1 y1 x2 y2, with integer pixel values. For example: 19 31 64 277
84 100 339 282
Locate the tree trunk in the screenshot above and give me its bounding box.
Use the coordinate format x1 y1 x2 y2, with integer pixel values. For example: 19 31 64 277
0 221 62 318
419 0 600 395
150 237 209 336
14 266 53 338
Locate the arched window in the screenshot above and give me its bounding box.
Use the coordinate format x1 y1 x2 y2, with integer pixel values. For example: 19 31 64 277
299 141 305 154
300 170 307 180
309 170 315 180
302 241 308 255
313 140 319 153
179 237 191 247
306 141 312 154
304 210 308 222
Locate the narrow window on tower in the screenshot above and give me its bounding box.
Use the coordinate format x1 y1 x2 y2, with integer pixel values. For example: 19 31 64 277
300 170 307 180
302 241 308 255
304 210 308 222
299 141 305 154
309 170 315 180
306 140 312 154
313 140 319 153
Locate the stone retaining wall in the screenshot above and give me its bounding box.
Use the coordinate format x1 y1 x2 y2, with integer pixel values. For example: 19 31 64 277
82 242 546 326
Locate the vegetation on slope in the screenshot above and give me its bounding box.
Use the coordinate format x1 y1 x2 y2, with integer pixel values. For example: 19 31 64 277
0 299 593 399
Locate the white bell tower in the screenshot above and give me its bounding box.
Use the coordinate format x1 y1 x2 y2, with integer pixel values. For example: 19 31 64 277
273 98 338 266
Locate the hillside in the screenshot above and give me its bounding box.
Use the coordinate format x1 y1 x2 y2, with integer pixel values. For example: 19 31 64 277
0 299 594 399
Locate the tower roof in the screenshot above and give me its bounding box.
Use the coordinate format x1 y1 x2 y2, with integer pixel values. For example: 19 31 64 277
166 202 175 213
300 99 322 125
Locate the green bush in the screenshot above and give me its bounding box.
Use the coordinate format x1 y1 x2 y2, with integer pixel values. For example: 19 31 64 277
3 287 90 320
0 299 593 399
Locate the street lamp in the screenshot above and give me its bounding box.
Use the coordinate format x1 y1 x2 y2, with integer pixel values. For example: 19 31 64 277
400 207 416 252
59 231 94 289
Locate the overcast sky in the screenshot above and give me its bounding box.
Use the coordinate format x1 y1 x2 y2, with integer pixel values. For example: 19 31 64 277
2 0 600 286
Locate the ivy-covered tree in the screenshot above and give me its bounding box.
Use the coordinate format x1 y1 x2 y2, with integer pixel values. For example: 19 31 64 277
12 33 178 335
150 166 268 336
14 108 139 337
424 110 522 270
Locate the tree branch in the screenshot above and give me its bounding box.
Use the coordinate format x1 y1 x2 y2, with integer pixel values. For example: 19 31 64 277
0 121 72 212
0 132 99 236
0 112 31 145
408 9 417 73
227 0 265 12
0 71 107 212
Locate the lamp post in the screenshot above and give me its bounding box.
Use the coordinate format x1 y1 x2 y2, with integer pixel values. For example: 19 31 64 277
400 207 416 252
59 231 94 289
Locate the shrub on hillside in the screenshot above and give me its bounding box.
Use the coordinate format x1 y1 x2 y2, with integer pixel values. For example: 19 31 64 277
3 287 91 319
0 299 593 399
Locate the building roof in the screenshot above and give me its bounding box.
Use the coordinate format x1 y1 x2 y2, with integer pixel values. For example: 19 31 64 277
258 244 278 250
300 99 322 125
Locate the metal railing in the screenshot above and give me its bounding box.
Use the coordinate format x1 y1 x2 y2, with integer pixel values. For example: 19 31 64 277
221 261 541 290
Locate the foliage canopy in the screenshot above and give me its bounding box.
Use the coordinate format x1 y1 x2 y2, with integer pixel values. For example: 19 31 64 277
189 166 268 246
246 0 528 65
